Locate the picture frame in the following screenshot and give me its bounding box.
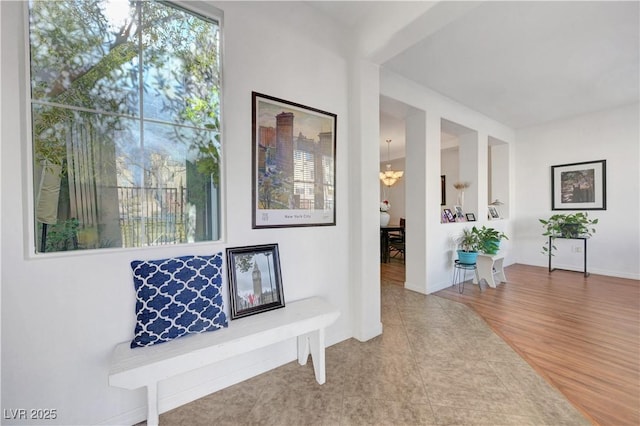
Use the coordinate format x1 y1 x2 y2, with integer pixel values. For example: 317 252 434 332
488 206 500 219
443 208 455 223
466 213 476 221
551 160 606 210
226 244 285 320
453 205 464 219
252 92 337 228
440 175 446 206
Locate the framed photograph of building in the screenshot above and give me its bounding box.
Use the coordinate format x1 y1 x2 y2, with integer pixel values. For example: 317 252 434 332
226 244 285 320
551 160 606 210
252 92 337 228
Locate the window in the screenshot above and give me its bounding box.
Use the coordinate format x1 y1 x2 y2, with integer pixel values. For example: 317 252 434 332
29 0 221 253
293 150 315 209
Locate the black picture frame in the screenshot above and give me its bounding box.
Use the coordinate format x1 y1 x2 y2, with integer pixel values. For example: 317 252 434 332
440 175 446 206
252 92 337 228
488 206 500 219
226 244 285 320
453 205 464 219
466 213 476 221
551 160 606 210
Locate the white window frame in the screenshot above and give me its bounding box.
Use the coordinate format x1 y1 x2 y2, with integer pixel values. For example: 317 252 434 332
22 0 227 257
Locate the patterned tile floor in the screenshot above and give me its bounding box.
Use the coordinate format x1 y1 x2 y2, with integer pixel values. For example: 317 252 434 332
156 282 588 425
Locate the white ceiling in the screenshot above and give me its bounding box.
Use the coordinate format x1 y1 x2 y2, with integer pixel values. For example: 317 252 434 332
306 1 640 159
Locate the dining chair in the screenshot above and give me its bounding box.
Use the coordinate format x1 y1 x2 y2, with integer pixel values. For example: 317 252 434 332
388 218 405 262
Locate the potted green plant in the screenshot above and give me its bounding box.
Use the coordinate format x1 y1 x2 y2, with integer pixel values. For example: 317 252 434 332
41 218 79 252
539 212 598 255
456 227 481 264
476 226 508 255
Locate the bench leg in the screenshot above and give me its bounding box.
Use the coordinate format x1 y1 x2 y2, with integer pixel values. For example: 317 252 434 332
146 384 159 426
309 328 326 385
297 332 311 365
297 330 327 384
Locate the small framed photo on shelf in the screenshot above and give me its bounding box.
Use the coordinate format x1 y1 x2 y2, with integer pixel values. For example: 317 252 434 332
443 208 455 223
453 205 464 219
226 244 285 320
488 206 500 219
466 213 476 221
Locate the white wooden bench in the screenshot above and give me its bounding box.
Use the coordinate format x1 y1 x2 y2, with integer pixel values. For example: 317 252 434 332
109 297 340 426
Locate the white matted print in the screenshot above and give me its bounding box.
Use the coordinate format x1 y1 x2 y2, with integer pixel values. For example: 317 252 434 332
252 92 337 228
552 160 606 210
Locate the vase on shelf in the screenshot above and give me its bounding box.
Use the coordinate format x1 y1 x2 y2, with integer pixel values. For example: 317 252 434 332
457 190 465 209
380 212 390 226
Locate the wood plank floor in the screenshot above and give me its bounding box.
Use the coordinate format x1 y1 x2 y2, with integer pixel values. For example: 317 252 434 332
380 257 405 286
382 261 640 426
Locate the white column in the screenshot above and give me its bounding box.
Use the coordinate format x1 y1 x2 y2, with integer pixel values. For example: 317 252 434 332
348 57 383 341
404 111 428 294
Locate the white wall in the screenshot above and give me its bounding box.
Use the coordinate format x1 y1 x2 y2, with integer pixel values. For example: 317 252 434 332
381 68 516 294
1 2 363 424
514 103 640 279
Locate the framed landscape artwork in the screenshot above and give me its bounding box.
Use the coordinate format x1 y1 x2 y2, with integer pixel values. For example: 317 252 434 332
226 244 285 320
551 160 606 210
252 92 337 228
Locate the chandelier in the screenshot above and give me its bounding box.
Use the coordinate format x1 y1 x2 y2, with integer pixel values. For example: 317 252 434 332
379 139 404 187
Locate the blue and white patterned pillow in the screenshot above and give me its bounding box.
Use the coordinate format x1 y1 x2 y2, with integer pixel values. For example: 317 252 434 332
130 253 227 348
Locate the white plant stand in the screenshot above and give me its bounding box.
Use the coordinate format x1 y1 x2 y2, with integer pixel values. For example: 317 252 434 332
473 253 506 288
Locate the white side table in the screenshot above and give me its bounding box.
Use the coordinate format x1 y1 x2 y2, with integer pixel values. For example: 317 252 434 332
473 253 506 288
